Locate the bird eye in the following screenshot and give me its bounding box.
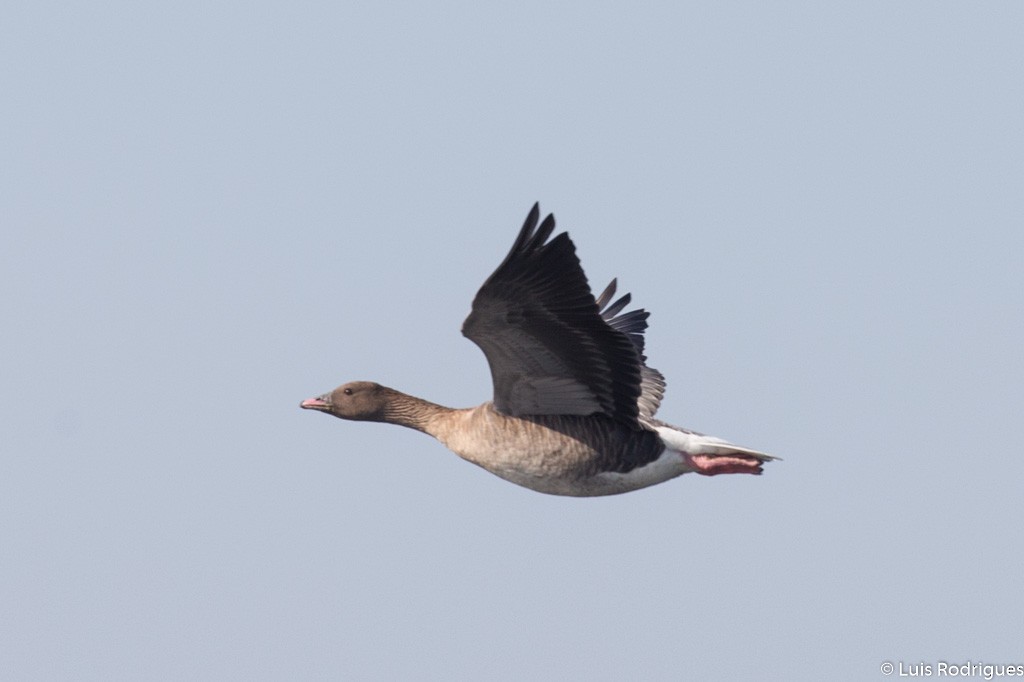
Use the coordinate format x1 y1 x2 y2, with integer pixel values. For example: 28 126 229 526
343 388 353 396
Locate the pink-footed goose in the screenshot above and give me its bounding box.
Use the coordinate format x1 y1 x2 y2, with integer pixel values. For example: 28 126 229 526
301 204 775 496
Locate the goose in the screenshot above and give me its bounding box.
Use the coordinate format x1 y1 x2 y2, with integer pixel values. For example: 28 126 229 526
301 204 775 496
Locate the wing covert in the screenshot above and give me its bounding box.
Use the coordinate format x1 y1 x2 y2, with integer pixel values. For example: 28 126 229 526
461 204 648 425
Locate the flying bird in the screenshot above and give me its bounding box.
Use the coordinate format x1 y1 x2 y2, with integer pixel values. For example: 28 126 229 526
301 204 775 496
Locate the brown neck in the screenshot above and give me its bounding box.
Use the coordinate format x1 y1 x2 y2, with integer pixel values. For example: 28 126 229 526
378 389 454 434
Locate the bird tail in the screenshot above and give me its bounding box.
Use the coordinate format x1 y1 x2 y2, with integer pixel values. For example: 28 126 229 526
652 424 778 476
653 424 774 458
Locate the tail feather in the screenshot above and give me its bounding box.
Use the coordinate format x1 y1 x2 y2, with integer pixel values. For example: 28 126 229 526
653 425 778 462
695 440 778 461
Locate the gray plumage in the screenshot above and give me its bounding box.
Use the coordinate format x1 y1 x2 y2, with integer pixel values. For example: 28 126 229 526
301 204 774 496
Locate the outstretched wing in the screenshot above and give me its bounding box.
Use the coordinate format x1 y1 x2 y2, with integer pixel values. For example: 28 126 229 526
594 279 666 419
461 204 647 426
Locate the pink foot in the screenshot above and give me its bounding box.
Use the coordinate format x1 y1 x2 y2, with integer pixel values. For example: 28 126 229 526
684 453 764 476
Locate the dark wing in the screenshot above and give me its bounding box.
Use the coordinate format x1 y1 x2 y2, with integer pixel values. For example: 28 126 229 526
461 203 645 426
594 279 666 419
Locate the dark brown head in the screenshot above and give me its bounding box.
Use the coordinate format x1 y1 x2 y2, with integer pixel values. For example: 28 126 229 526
299 381 393 422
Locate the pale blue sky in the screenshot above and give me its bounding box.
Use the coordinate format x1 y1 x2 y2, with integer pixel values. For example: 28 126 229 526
3 3 1022 680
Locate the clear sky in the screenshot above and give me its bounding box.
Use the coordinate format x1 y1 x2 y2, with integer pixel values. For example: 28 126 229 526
3 3 1022 680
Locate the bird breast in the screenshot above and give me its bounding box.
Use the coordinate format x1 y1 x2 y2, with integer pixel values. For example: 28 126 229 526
429 404 668 494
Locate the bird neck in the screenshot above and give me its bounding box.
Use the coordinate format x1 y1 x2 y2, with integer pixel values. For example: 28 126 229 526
379 390 455 434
